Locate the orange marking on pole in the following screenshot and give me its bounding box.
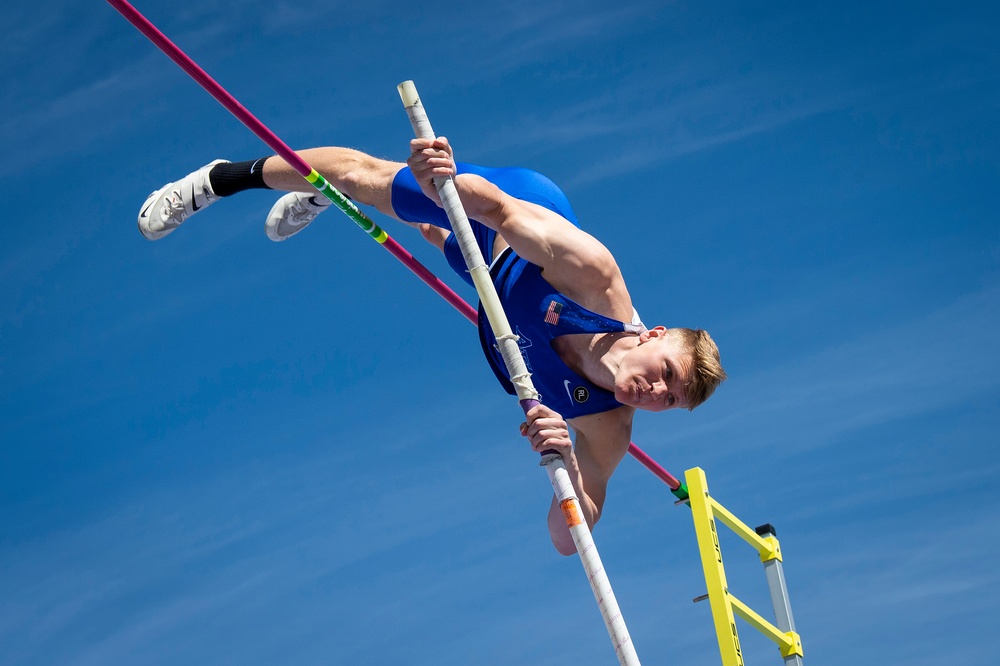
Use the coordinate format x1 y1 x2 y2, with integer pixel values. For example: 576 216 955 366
560 498 583 527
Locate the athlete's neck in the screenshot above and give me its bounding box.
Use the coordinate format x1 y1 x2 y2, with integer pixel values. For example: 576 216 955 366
552 332 641 391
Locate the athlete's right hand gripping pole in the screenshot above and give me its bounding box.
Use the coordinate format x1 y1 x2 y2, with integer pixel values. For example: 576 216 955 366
398 80 641 666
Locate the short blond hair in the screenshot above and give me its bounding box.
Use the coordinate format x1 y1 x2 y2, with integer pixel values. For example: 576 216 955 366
668 327 726 410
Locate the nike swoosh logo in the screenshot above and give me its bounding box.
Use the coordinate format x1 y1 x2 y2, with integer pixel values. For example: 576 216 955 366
140 199 154 219
191 185 202 211
564 380 574 402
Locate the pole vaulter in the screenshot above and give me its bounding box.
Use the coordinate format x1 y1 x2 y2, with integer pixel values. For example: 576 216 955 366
107 1 691 661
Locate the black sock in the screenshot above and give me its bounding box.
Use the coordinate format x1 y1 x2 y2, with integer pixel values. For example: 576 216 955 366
209 158 271 197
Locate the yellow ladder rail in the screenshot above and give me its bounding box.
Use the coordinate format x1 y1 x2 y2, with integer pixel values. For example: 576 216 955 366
686 467 804 666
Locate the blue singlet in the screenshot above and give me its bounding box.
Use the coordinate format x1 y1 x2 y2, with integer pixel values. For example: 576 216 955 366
391 163 644 418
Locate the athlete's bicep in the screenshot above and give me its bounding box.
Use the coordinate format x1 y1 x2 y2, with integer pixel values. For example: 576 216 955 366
493 199 618 288
453 174 619 291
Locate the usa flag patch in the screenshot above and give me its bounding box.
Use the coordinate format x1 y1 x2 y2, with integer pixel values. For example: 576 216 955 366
545 300 563 325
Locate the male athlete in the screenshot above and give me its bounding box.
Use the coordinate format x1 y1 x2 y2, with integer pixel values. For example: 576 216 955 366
138 138 726 554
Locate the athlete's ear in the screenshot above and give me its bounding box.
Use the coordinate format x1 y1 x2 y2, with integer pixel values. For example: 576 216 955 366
639 326 667 343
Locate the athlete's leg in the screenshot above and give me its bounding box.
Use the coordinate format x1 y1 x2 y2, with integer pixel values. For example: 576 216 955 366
260 147 404 219
138 147 408 241
391 165 501 274
416 223 450 251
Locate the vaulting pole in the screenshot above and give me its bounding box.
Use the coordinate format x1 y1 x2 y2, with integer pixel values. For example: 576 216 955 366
399 80 642 666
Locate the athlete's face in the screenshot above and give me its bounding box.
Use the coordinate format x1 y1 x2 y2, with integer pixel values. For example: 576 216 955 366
613 327 692 412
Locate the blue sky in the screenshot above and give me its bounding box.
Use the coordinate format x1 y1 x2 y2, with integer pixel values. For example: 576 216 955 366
2 1 998 664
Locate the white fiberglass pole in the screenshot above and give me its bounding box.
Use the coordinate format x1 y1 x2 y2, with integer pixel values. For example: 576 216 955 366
398 80 641 666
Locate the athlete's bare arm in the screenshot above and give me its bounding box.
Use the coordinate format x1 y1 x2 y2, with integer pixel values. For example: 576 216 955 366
407 138 631 315
261 147 403 218
535 407 634 555
521 404 632 555
525 406 636 556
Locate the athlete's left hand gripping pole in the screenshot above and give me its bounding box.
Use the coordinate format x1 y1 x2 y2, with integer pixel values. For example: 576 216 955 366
399 81 641 666
106 0 477 323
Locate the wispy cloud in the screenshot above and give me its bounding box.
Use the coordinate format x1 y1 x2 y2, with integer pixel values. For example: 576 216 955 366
471 57 864 185
0 423 548 664
795 502 1000 657
1 3 257 176
0 54 173 176
448 3 654 80
632 279 1000 463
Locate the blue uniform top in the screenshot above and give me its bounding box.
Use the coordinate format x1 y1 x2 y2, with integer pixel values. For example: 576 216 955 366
392 163 645 418
480 248 645 417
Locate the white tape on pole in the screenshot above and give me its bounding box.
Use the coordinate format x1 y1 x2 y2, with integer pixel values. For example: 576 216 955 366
398 80 537 403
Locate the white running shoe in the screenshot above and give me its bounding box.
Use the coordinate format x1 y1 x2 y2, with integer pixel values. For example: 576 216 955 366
137 160 228 240
265 192 332 242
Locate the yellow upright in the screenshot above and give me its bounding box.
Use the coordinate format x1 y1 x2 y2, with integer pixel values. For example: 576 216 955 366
686 467 804 666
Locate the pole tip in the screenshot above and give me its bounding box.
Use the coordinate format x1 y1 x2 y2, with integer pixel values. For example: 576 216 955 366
397 80 419 107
